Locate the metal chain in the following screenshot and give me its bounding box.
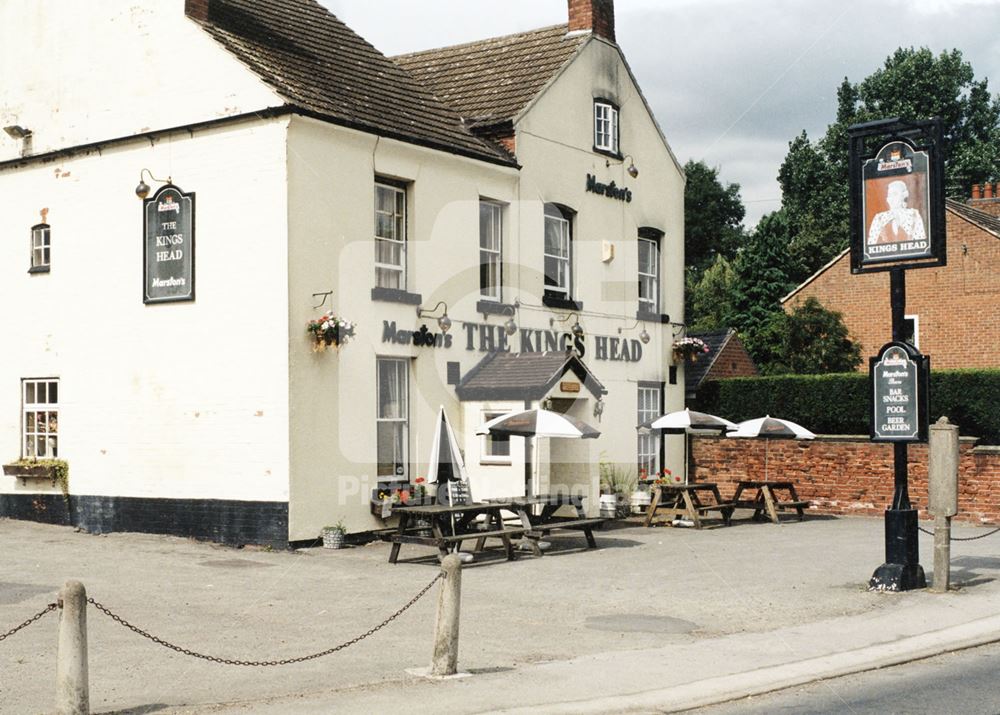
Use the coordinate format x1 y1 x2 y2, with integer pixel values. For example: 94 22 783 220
86 572 442 666
0 603 57 643
918 525 1000 541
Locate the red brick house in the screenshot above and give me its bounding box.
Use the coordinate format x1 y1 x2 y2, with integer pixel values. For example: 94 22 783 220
685 329 758 399
781 194 1000 370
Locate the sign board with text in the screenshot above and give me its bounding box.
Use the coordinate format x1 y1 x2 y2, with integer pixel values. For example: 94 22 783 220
869 341 929 443
144 184 195 303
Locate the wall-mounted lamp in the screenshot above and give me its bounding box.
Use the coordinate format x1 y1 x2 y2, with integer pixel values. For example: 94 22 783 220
606 154 638 179
550 311 584 338
499 302 519 337
416 301 452 333
618 319 651 345
3 125 31 139
134 168 172 200
593 397 605 421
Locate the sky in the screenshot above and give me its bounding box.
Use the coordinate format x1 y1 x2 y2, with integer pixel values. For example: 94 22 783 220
321 0 1000 228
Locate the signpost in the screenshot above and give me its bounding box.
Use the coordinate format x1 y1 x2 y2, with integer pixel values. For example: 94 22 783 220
850 117 944 592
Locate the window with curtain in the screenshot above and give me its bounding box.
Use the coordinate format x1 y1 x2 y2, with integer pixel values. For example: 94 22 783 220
23 378 59 458
637 384 662 481
479 201 502 301
374 181 406 289
544 204 572 298
376 358 408 481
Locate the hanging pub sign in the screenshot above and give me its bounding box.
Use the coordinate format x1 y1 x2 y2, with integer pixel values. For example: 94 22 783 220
848 118 946 274
144 184 195 303
870 341 929 443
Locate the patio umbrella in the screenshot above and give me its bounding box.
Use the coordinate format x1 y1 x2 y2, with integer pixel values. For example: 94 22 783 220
727 415 815 481
475 408 601 439
427 406 473 560
639 408 738 484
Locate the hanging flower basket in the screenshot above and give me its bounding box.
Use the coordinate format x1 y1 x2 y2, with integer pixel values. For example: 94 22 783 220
307 310 356 352
672 337 709 363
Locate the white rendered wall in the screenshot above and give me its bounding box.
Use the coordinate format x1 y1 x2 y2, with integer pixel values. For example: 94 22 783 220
0 0 282 162
0 119 291 502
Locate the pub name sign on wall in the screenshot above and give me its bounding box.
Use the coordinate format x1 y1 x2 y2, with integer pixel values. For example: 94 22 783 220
144 184 195 304
848 117 946 274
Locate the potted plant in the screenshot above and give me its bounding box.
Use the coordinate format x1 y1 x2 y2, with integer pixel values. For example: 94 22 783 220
599 457 637 519
307 310 356 352
321 520 347 549
672 336 710 363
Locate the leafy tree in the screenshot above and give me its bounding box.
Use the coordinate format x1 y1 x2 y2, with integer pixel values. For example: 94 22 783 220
683 160 746 278
686 255 737 334
729 211 797 363
764 297 862 375
777 47 1000 282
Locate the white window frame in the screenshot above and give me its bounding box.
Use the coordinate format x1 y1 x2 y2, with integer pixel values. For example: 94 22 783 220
543 205 572 299
22 378 59 458
638 235 660 313
479 409 512 465
479 200 503 301
904 314 920 349
374 181 406 290
31 224 50 271
637 385 662 481
594 101 619 155
376 358 409 482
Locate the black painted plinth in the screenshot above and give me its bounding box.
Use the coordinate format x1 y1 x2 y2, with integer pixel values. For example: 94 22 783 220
869 507 926 591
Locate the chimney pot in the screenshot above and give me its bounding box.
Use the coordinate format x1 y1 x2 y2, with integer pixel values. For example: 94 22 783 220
985 183 995 199
568 0 616 42
972 183 982 200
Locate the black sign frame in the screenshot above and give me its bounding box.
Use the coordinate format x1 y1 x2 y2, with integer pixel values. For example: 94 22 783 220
869 340 930 443
143 184 196 304
849 117 946 274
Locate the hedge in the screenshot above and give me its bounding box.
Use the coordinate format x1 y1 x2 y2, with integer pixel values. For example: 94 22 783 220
692 369 1000 444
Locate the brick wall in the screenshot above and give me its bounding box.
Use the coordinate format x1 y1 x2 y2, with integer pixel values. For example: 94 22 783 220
691 434 1000 524
706 334 758 380
784 207 1000 369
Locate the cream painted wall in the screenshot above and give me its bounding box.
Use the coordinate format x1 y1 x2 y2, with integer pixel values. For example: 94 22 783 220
0 1 281 162
0 119 291 501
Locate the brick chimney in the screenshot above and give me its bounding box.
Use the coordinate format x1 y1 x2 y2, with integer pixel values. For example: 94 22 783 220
185 0 210 22
568 0 616 42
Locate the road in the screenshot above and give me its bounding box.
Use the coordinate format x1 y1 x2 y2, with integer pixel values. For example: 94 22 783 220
690 641 1000 715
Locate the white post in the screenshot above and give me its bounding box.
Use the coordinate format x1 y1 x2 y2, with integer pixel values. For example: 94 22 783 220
56 580 89 715
431 553 462 676
929 416 959 593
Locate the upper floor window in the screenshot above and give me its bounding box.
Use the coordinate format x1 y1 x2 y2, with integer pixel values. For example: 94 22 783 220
479 201 503 301
30 224 50 273
594 100 619 155
374 180 406 290
543 204 573 299
23 378 58 458
638 229 662 314
903 314 920 348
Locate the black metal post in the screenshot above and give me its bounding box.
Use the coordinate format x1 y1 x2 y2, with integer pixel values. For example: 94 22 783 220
870 269 926 591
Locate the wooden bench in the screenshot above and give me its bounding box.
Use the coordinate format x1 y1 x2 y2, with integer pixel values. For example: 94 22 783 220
524 517 607 549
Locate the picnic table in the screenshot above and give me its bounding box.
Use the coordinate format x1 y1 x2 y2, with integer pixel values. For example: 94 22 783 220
731 480 810 523
503 494 607 553
643 483 734 528
383 501 524 563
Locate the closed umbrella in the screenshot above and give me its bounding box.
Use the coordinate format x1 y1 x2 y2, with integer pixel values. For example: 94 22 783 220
427 406 473 561
727 415 815 480
640 408 738 484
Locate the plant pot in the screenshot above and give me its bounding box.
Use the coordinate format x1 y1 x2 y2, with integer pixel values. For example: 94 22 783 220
322 529 346 549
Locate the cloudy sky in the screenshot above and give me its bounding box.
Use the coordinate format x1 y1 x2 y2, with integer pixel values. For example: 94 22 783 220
321 0 1000 227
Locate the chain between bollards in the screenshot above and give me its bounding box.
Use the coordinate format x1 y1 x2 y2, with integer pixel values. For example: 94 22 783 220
0 602 57 643
918 524 1000 541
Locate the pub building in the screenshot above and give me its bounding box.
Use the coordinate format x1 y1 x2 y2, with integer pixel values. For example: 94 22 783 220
0 0 685 547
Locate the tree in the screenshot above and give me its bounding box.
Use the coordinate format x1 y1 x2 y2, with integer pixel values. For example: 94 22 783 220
683 160 746 278
776 48 1000 282
764 297 862 375
686 255 737 334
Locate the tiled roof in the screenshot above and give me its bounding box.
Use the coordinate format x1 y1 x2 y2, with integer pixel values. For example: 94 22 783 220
456 351 607 401
393 25 588 130
685 330 733 395
191 0 513 165
946 198 1000 237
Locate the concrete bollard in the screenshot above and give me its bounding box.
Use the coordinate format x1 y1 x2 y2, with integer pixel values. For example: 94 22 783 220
929 417 959 593
56 580 90 715
431 553 462 677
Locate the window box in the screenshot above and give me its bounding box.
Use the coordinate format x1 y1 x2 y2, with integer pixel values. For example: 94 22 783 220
542 295 583 311
636 310 670 324
3 459 69 492
371 287 422 305
476 300 516 316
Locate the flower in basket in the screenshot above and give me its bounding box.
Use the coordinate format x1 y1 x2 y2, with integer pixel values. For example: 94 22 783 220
307 310 357 352
414 476 427 498
672 337 710 362
639 467 649 482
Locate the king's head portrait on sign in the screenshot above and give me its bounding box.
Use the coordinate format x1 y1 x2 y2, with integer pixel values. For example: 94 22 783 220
861 140 932 264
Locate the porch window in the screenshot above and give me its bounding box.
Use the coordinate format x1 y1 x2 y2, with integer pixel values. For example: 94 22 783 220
480 410 511 464
376 358 408 481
